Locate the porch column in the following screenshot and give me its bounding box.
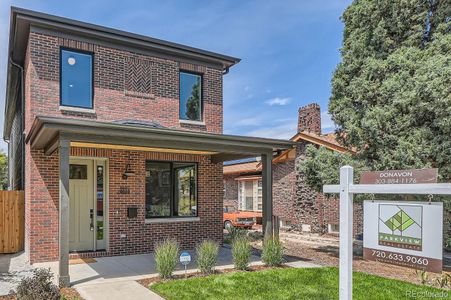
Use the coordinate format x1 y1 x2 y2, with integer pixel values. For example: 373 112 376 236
58 139 70 287
261 152 273 237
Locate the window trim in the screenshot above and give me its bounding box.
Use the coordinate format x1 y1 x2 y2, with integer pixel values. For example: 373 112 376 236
145 160 199 219
59 47 95 109
179 71 203 122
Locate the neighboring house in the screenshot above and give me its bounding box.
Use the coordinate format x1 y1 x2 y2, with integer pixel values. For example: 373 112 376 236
3 7 293 286
223 103 363 234
223 158 262 212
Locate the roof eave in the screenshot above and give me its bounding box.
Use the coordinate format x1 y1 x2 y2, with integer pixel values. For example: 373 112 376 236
10 7 241 68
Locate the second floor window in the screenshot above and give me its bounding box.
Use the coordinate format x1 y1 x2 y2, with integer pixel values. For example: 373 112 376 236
179 72 202 121
60 49 93 109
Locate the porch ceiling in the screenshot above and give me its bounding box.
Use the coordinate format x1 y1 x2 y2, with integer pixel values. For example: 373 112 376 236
26 116 295 162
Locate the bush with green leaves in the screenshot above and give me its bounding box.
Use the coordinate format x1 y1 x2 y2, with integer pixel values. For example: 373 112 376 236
232 236 251 270
16 268 60 300
227 226 247 242
261 237 284 267
154 238 179 279
196 240 219 275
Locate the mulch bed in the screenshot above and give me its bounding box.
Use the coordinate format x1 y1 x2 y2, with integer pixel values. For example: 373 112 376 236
0 287 83 300
61 287 84 299
137 265 288 287
280 239 451 290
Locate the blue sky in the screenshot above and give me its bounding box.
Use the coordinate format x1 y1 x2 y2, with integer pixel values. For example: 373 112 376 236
0 0 352 152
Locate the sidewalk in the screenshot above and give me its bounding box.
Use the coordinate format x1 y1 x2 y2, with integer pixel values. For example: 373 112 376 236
77 281 164 300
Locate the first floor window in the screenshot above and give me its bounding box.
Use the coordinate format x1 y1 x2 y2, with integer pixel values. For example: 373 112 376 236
145 161 197 218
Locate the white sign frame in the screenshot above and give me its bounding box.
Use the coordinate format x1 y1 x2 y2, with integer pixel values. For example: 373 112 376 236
323 166 451 300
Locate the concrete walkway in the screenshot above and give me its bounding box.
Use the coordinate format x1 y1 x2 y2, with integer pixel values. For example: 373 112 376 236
32 246 320 300
34 246 263 287
0 252 35 296
77 281 164 300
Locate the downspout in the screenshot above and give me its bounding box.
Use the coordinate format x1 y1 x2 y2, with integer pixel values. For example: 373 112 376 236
9 58 25 190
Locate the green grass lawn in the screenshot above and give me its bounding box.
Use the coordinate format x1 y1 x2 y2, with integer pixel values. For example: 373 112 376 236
150 267 450 300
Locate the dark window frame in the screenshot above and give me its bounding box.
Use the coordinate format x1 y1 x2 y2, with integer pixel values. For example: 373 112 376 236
145 160 199 219
59 47 95 109
179 70 203 122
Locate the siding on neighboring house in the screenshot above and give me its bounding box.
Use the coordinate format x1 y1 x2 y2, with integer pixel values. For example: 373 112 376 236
8 96 23 190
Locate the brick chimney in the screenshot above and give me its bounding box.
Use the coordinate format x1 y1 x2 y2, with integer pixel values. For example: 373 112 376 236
298 103 321 135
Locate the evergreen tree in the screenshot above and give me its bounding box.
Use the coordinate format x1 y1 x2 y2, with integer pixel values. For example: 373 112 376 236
302 0 451 189
0 151 7 190
186 81 201 120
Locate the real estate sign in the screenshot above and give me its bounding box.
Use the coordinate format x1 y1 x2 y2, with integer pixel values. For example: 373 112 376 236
360 168 438 184
363 200 443 273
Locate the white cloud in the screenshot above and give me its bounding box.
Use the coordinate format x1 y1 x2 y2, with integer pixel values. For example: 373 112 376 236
234 117 261 126
247 121 297 139
265 97 291 106
321 111 336 133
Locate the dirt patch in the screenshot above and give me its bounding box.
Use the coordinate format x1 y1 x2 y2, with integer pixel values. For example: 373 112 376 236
279 237 451 290
137 265 288 287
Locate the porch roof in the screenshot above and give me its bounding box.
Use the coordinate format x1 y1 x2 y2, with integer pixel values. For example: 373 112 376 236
26 116 295 162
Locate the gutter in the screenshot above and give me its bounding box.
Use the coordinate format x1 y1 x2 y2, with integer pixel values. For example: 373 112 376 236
9 58 25 190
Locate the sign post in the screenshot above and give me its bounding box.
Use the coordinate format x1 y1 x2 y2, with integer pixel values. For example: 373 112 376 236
179 252 191 278
323 166 451 300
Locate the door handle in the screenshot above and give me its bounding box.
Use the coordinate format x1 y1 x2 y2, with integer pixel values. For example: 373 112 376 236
90 209 94 231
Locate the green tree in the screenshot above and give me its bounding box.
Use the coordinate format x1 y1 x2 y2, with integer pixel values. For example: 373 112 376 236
302 0 451 189
186 80 200 120
0 150 7 190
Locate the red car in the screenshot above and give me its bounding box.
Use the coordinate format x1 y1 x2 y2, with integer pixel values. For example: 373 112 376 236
223 207 256 229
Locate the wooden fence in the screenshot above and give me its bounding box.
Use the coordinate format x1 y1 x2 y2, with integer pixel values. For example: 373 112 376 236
0 190 24 253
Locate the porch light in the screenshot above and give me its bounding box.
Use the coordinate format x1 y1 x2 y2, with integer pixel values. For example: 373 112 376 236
122 164 135 179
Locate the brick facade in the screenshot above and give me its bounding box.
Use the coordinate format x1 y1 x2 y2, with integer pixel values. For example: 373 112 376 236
223 175 239 209
25 30 223 135
297 103 321 135
24 29 225 263
272 143 363 235
26 147 223 263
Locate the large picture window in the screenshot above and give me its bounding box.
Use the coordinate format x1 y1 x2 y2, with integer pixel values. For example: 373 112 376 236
60 49 93 108
145 161 198 218
179 72 202 121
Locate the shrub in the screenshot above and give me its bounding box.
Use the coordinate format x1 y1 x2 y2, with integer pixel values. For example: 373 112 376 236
196 240 219 275
155 238 179 279
232 236 251 270
227 226 247 242
261 237 284 267
16 268 60 300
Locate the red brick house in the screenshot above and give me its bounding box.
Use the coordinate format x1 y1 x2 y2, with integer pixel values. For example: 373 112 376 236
3 7 293 286
223 103 363 234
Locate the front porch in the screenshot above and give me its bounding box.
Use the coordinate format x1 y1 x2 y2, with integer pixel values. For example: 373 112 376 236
26 116 294 286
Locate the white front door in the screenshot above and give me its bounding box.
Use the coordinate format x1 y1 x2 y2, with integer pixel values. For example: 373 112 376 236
69 159 95 251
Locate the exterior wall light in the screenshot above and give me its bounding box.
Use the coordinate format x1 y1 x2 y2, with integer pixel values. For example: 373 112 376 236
122 164 135 179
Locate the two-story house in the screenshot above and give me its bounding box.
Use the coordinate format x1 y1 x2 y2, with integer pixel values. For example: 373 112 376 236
3 7 293 286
